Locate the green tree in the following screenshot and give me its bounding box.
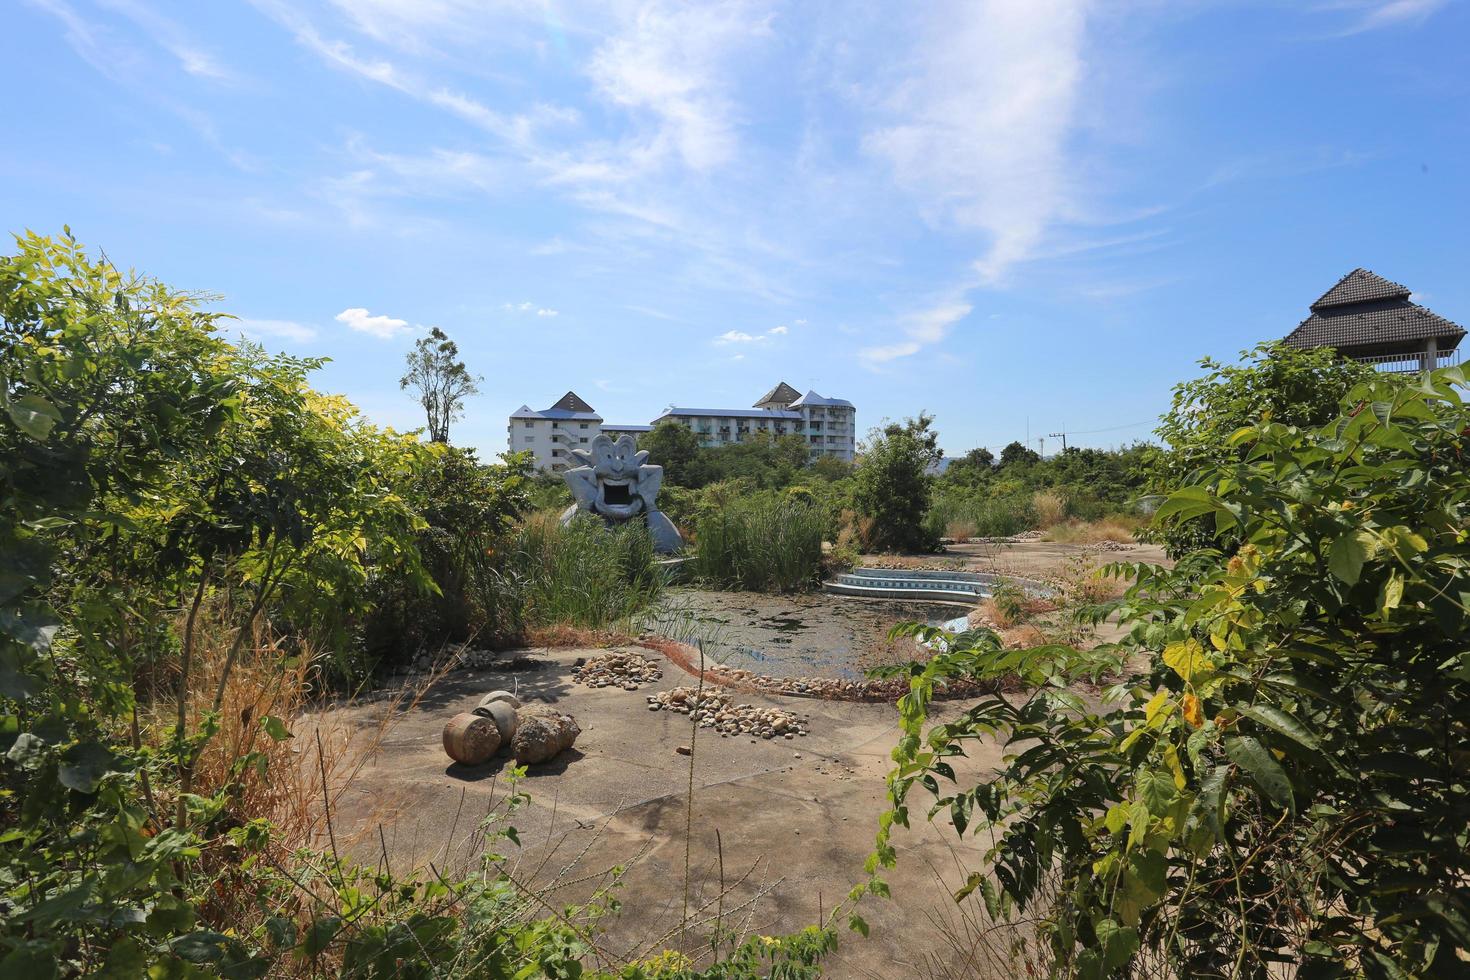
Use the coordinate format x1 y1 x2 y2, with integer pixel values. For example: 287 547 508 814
641 419 702 486
399 326 481 443
866 365 1470 977
853 415 939 552
997 440 1039 468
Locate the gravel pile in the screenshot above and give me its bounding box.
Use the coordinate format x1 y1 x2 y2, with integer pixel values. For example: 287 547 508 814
647 686 809 739
573 651 663 690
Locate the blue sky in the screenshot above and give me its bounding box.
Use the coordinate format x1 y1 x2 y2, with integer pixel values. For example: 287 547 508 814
3 1 1467 458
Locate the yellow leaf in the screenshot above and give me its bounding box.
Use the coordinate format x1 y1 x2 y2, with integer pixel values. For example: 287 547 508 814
1163 640 1212 683
1163 744 1188 791
1144 690 1174 729
1181 693 1204 729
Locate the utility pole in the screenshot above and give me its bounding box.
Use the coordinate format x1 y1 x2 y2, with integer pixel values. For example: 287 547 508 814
1038 436 1045 459
1049 429 1067 452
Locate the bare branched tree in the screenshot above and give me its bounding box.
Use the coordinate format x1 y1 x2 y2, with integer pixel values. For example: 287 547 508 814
399 327 481 443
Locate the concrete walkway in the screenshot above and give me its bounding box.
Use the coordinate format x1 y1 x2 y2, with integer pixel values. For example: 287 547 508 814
320 646 1016 977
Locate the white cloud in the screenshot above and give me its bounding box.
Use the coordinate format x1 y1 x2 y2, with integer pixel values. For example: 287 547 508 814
234 317 318 342
335 306 411 339
768 324 788 335
1330 0 1446 35
860 299 973 366
96 0 233 79
586 1 773 173
503 301 557 317
715 330 764 344
861 0 1088 283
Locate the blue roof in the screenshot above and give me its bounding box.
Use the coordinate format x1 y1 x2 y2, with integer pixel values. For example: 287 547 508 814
602 423 654 432
655 408 803 421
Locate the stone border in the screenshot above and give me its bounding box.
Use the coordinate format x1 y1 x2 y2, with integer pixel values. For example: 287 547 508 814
635 635 1015 704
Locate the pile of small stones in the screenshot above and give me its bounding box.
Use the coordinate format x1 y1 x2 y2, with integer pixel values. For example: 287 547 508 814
647 686 809 740
573 651 663 690
406 646 500 674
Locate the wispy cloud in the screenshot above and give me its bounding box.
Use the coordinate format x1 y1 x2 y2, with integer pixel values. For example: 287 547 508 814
502 301 558 317
234 317 318 342
586 1 773 173
715 330 764 344
712 320 797 345
860 299 973 367
335 306 411 339
1325 0 1447 36
96 0 233 79
861 0 1089 284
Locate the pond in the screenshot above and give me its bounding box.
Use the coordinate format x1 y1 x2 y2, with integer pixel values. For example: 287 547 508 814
643 587 971 680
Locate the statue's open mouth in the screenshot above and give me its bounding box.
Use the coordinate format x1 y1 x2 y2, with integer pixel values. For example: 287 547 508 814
595 478 643 518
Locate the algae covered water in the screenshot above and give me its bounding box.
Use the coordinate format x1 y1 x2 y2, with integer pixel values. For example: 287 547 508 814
645 588 969 680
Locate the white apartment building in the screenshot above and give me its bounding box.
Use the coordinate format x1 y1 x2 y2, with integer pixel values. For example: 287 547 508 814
651 381 856 462
508 392 652 472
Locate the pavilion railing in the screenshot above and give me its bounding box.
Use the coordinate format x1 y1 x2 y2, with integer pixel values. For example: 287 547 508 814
1350 349 1461 373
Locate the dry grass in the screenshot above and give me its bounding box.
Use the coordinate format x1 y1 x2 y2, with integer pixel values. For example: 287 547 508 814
1041 515 1140 544
944 519 978 543
527 623 637 649
1031 490 1068 529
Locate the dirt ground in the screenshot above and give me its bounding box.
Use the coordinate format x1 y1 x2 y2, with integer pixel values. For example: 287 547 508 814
318 540 1167 977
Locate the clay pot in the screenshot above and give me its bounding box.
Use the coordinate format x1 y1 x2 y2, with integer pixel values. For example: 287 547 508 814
477 700 519 743
443 712 502 765
474 690 522 715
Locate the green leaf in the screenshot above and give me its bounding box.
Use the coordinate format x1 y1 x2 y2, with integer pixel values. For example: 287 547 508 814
1095 918 1140 971
58 740 112 793
261 716 292 742
169 930 231 964
6 394 62 440
1225 735 1294 811
1237 704 1320 751
301 916 342 957
1136 766 1178 815
1328 531 1374 585
0 941 58 980
848 913 870 938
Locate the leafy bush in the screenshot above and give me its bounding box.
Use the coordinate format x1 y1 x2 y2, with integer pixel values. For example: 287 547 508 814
1148 341 1380 557
854 415 940 552
693 495 825 592
863 367 1470 976
364 444 533 664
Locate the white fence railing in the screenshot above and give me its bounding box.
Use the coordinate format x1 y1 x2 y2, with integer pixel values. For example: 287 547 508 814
1351 350 1461 373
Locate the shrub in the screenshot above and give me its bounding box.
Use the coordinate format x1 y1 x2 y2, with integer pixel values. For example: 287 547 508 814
854 415 940 552
693 495 825 592
865 367 1470 976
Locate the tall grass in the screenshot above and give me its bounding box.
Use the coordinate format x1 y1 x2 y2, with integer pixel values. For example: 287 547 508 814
693 496 824 592
926 494 1035 540
501 512 666 631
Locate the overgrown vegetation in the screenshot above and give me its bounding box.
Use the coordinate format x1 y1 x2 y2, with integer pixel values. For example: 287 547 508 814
0 232 831 977
692 495 826 592
864 365 1470 976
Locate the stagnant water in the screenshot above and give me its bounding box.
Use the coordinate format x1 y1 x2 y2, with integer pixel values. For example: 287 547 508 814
643 587 970 680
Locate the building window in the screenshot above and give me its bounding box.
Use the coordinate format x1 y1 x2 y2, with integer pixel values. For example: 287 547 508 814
579 437 588 443
580 423 589 429
523 421 533 428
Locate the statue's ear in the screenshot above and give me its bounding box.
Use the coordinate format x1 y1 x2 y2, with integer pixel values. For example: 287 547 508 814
569 448 594 467
634 450 650 466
